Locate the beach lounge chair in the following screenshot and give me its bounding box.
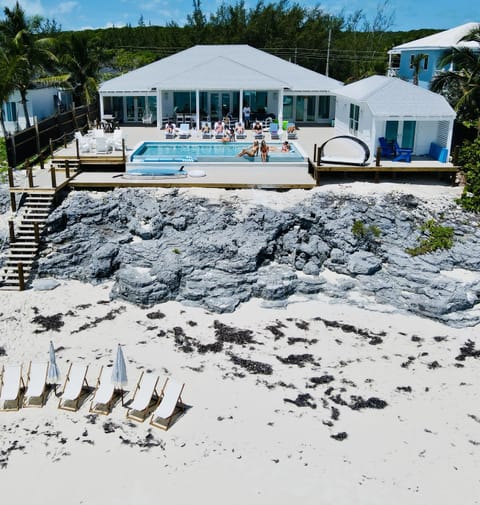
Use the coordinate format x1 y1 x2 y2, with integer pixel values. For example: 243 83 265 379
126 372 162 422
165 124 176 139
287 122 297 140
23 361 48 407
269 122 280 140
178 123 191 139
201 121 212 139
0 364 24 411
58 363 90 412
234 122 247 140
150 378 185 430
90 366 116 415
378 137 395 158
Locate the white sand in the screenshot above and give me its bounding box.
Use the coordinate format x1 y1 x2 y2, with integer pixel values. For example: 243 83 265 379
0 278 479 505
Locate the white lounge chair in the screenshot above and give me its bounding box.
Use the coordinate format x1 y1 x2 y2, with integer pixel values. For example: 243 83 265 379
201 121 212 139
74 131 90 153
0 364 24 411
150 378 185 430
287 122 297 139
234 122 247 140
23 361 48 407
126 372 162 422
58 363 90 411
90 366 116 415
142 112 153 125
112 129 125 151
178 123 191 139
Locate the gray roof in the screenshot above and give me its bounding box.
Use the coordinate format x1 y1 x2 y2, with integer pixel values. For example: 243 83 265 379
99 44 343 93
336 75 456 118
389 22 480 52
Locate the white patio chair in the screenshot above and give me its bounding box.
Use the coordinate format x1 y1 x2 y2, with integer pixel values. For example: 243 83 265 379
178 123 191 139
58 363 90 411
126 372 162 422
74 131 90 153
150 378 185 430
90 366 116 415
95 136 112 154
0 364 24 411
23 361 48 407
112 129 125 150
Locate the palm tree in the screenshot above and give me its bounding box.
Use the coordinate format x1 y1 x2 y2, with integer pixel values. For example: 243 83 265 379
57 32 102 106
0 48 23 137
0 2 56 129
411 53 428 85
430 47 480 133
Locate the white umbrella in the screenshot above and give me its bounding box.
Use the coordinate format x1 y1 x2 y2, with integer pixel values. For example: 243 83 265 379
47 340 61 385
111 344 128 390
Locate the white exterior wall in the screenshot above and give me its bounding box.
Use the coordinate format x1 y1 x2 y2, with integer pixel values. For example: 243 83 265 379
333 97 350 133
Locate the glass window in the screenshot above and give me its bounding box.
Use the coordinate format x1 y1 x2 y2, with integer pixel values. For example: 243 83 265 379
318 96 330 119
5 102 17 121
349 103 359 133
243 91 268 113
173 91 196 113
385 121 398 143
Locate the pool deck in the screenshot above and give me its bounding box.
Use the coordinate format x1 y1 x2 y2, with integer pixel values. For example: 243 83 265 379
10 125 459 193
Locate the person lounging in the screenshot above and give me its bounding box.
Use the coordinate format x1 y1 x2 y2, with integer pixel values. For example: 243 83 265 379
237 140 259 158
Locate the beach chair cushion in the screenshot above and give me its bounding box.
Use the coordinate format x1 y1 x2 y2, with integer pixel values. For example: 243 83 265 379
150 379 185 429
0 365 23 409
23 362 48 407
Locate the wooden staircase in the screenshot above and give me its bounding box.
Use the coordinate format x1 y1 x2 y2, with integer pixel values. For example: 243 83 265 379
0 193 54 290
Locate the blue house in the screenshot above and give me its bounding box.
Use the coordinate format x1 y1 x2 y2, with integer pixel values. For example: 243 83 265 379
387 23 480 89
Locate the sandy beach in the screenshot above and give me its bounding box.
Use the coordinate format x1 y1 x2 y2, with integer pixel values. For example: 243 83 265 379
1 182 479 505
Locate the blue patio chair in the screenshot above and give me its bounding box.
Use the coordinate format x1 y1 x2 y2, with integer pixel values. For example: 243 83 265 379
378 137 395 157
269 122 280 140
393 141 412 162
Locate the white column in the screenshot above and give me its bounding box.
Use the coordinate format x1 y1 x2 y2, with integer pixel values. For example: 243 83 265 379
157 90 162 130
195 89 200 133
278 88 284 129
99 93 105 119
239 89 243 126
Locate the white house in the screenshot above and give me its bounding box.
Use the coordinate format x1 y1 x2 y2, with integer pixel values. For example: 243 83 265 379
98 44 343 128
334 75 456 161
387 22 480 88
1 86 72 136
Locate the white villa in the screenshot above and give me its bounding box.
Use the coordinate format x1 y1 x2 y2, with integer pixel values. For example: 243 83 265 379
334 75 456 161
98 44 343 128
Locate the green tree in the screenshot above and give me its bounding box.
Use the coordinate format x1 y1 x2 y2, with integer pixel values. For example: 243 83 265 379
0 48 21 136
0 1 56 128
411 53 428 85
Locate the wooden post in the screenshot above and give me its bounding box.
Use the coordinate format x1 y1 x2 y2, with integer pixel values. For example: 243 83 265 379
39 151 45 170
63 133 67 148
75 138 80 159
50 164 57 188
8 220 15 243
7 166 14 188
34 118 41 155
26 163 34 188
375 147 381 167
33 222 40 243
313 143 317 163
10 193 16 212
18 263 25 291
50 138 54 158
65 159 70 178
122 138 126 162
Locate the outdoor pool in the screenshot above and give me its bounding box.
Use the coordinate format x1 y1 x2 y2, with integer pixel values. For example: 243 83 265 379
129 141 306 163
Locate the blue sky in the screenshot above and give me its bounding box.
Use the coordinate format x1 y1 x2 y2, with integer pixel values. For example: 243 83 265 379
0 0 476 32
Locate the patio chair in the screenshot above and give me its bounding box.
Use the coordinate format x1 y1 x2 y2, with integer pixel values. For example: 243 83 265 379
234 122 247 140
0 364 24 411
112 129 125 151
214 121 225 139
269 122 280 140
201 121 212 139
378 137 395 158
393 141 413 163
142 112 153 125
95 136 112 154
90 366 116 415
23 362 48 407
74 131 90 153
58 363 90 411
126 372 162 422
286 122 297 140
150 378 185 431
178 123 191 139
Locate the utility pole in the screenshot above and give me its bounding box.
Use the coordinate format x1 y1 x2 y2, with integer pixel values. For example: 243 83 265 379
326 28 332 77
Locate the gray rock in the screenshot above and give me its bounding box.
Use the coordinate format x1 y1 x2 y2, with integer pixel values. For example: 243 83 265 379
32 278 60 291
347 251 382 275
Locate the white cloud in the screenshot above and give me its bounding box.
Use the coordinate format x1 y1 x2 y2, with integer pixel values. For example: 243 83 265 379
54 1 79 15
1 0 45 16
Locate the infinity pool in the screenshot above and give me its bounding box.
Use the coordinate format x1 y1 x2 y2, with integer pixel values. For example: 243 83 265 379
129 141 305 163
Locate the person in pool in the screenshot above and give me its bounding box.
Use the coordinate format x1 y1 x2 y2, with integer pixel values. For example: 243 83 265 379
260 140 269 162
237 140 259 157
281 141 291 152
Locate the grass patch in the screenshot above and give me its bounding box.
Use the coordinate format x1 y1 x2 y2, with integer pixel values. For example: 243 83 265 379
406 219 454 256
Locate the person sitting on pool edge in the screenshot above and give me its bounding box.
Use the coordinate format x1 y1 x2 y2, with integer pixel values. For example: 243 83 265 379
253 121 263 135
221 127 234 142
282 140 291 152
260 140 269 162
237 140 259 158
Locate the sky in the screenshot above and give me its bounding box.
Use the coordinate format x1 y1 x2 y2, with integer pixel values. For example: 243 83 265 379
0 0 477 33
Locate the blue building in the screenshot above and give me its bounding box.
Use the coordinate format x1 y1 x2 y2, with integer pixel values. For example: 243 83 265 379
387 23 480 89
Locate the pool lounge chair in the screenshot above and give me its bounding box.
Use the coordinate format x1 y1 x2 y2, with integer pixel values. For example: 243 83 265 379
0 364 24 411
126 372 162 422
269 122 280 140
23 361 48 407
90 366 116 415
58 363 90 412
201 121 212 139
178 123 191 139
287 122 297 140
234 122 247 140
150 378 185 431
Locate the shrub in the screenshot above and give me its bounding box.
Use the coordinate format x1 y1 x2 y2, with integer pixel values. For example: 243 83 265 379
457 137 480 212
352 220 381 239
406 219 454 256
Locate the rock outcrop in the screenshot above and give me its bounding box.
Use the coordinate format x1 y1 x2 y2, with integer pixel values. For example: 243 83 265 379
36 188 480 326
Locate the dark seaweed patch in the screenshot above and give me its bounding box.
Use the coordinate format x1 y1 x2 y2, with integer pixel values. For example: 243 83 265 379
31 313 64 333
283 393 317 409
229 354 272 375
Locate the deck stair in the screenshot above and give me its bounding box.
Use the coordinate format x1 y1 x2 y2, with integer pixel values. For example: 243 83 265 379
0 193 55 290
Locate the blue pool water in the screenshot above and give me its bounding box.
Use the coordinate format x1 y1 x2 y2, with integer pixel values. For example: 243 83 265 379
129 141 305 163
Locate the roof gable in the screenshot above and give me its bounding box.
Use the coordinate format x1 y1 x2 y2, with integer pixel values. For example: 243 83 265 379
336 75 456 118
